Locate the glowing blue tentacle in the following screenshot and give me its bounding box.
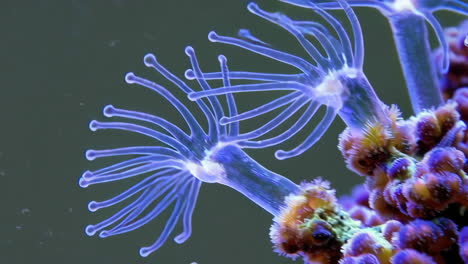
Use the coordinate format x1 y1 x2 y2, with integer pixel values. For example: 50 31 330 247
101 177 190 238
220 92 302 125
174 179 202 244
89 120 192 157
248 3 331 69
238 101 320 148
103 105 191 145
85 189 152 236
185 46 226 138
219 55 240 137
232 96 309 141
238 29 270 46
87 172 174 212
84 176 175 236
444 0 468 14
139 197 185 257
275 106 337 159
424 12 449 73
295 23 343 67
125 72 206 139
336 0 365 69
319 0 393 13
185 69 303 82
208 31 322 77
106 176 190 236
79 160 185 187
85 146 184 161
82 155 172 178
96 177 183 238
143 53 218 131
188 82 309 100
306 2 355 66
294 21 330 35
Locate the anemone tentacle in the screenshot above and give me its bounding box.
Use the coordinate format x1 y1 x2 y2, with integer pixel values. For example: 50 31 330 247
188 0 387 159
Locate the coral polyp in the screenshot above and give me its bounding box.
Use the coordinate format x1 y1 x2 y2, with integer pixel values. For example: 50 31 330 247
287 0 466 114
81 48 303 257
186 0 388 159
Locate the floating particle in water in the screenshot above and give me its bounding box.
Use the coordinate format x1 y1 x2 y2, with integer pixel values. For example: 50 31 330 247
108 39 120 47
43 228 53 238
465 35 468 47
21 208 31 215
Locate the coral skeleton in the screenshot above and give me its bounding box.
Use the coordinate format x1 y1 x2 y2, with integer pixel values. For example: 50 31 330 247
80 0 468 263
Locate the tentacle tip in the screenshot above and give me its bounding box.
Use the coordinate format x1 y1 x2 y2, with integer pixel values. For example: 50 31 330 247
184 69 195 80
87 201 98 212
85 225 96 236
187 92 198 101
78 177 90 188
85 150 95 161
124 72 136 84
274 150 289 160
81 170 93 179
174 233 189 244
184 46 195 56
139 247 152 257
143 53 157 67
247 2 259 11
218 54 227 63
99 230 110 238
208 31 219 42
88 120 98 132
238 28 247 34
103 104 115 117
219 117 230 125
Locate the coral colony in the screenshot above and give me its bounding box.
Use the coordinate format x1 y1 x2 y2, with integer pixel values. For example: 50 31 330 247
80 0 468 263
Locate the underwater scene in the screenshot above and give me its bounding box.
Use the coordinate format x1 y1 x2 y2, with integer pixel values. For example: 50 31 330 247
3 0 468 263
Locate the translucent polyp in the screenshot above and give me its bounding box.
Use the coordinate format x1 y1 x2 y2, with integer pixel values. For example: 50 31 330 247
187 0 387 159
82 49 301 257
290 0 468 113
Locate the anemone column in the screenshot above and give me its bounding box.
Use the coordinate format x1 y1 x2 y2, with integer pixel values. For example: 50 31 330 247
388 12 442 113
